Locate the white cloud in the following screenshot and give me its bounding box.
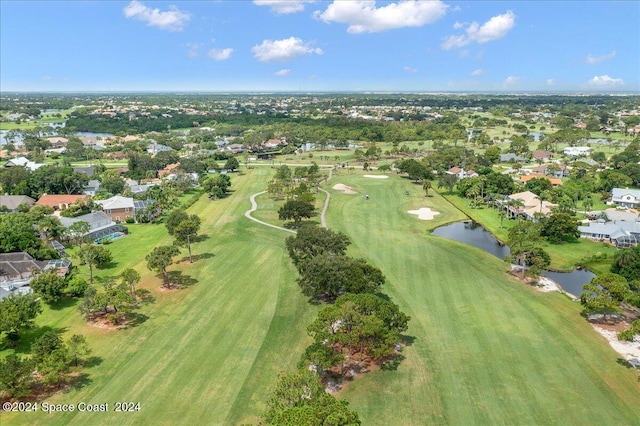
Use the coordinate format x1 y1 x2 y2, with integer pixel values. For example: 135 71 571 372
123 1 190 32
186 43 201 58
252 37 323 62
470 68 483 77
208 48 234 61
274 69 291 76
404 66 418 73
315 0 448 34
586 50 617 64
442 10 515 50
503 75 521 87
587 75 624 87
254 0 315 15
546 78 554 86
453 21 464 29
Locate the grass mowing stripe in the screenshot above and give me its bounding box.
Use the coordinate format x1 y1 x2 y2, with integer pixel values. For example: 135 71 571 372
325 172 640 425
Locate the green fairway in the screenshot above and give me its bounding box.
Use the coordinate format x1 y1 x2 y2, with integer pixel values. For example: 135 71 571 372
323 173 640 425
3 168 639 426
3 168 317 425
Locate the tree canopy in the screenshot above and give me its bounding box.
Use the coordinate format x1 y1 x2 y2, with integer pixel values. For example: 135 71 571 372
297 254 385 300
285 226 351 267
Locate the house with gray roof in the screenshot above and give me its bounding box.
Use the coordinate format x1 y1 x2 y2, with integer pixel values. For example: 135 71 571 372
60 210 126 241
611 188 640 209
0 195 35 212
500 153 529 163
578 220 640 248
0 253 71 300
83 179 101 196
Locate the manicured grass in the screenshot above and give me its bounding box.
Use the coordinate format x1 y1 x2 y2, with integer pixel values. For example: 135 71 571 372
322 173 640 425
442 193 618 273
2 168 317 425
4 168 639 425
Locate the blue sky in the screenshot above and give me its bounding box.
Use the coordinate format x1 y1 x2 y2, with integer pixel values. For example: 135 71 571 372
1 1 638 92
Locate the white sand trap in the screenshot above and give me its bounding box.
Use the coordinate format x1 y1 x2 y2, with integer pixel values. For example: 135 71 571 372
332 183 357 194
407 207 440 220
363 174 389 179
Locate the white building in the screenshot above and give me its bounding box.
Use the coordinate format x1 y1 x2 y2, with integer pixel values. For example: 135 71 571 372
563 146 590 157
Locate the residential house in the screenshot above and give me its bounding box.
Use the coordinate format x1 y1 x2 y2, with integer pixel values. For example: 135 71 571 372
0 195 35 212
520 175 562 187
95 195 152 222
95 195 136 222
446 167 479 180
36 194 88 211
147 142 173 156
500 191 557 222
225 144 246 154
578 220 640 248
531 150 553 162
46 137 68 148
0 253 71 300
563 146 590 157
530 164 570 178
158 163 180 178
59 211 125 241
500 153 529 163
611 188 640 209
83 179 101 196
74 165 97 177
3 156 45 171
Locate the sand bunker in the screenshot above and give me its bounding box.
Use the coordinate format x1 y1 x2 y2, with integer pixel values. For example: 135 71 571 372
407 208 440 220
332 183 357 194
363 174 388 179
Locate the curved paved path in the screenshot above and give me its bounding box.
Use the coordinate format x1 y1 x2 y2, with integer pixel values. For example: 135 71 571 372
245 167 335 233
244 191 296 234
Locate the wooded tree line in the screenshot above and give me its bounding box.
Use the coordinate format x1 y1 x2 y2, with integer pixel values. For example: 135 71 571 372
262 226 411 424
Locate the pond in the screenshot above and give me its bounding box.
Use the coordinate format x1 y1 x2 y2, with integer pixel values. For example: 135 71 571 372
432 221 593 297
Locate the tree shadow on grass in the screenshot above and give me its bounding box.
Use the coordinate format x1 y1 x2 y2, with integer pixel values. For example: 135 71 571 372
5 326 68 354
49 297 79 311
193 233 210 243
66 372 92 393
166 271 198 288
180 252 215 263
380 354 406 371
123 312 149 329
83 356 103 369
380 335 415 372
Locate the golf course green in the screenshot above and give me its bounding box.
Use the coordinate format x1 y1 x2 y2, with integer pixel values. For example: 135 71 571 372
3 167 639 425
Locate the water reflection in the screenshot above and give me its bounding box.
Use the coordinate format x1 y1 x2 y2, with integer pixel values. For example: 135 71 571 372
432 221 593 297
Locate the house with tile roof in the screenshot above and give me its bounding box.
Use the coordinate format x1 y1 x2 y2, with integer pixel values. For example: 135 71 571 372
499 191 557 222
36 194 88 211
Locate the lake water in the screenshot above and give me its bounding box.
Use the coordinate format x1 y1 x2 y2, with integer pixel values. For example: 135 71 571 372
432 221 593 297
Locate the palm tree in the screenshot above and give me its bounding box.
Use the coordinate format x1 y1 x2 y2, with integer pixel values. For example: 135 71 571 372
422 180 432 197
498 210 507 228
507 198 525 220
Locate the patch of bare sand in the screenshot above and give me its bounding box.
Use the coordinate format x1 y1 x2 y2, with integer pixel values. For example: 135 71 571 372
332 183 357 194
591 325 640 362
363 174 388 179
407 207 440 220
